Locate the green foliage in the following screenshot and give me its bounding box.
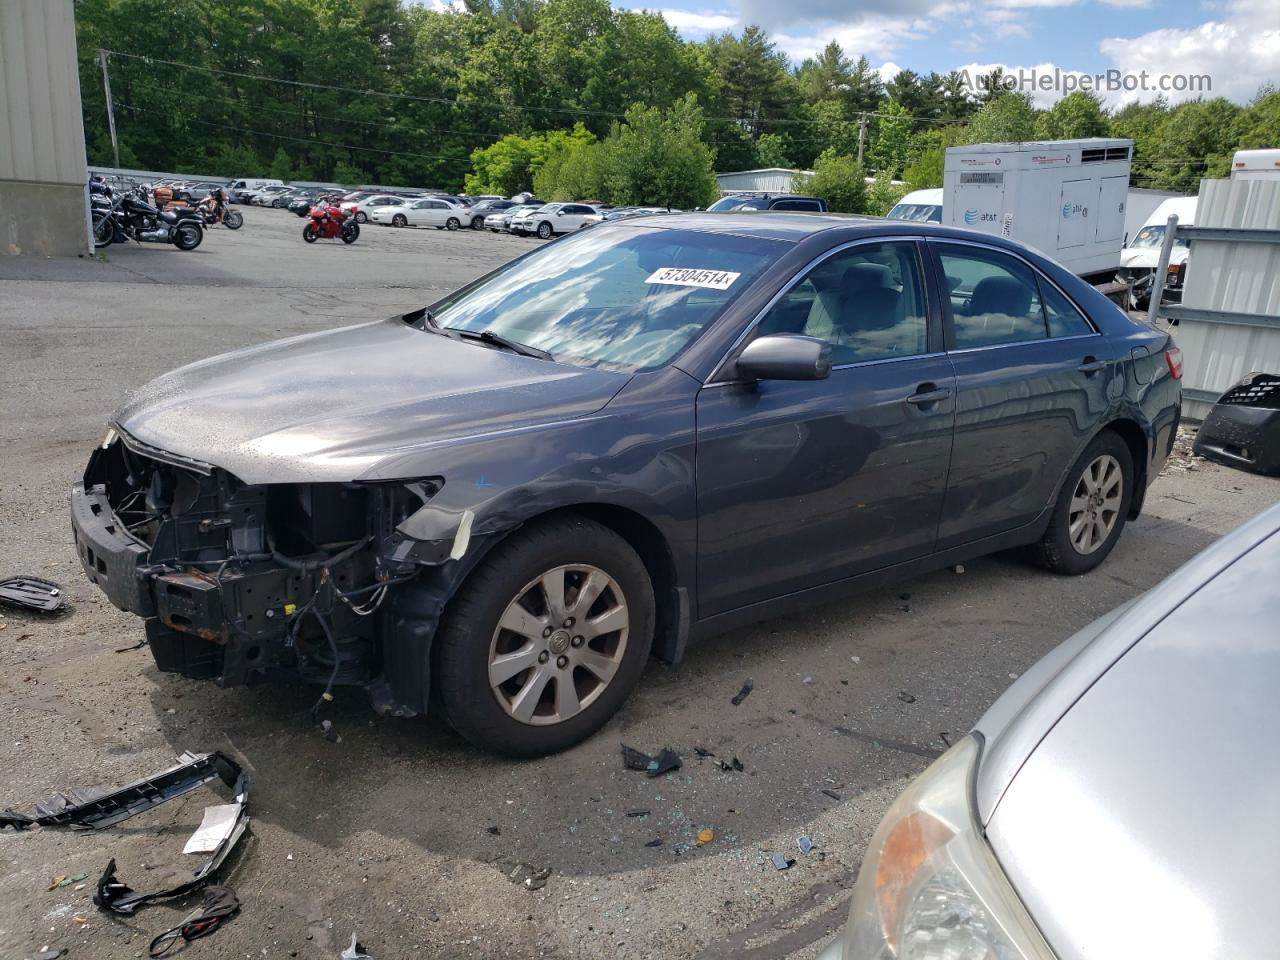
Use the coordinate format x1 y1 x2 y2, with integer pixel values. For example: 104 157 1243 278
755 133 793 168
866 171 909 216
268 147 294 181
1034 92 1109 140
869 100 913 176
333 161 370 186
594 94 719 208
965 91 1036 144
902 140 945 189
1235 89 1280 149
796 149 867 214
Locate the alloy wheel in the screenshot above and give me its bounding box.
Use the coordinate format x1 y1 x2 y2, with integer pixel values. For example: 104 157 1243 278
488 564 629 726
1068 454 1123 554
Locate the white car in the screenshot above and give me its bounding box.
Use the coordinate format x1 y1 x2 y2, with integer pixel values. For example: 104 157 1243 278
341 194 407 224
369 197 470 230
509 203 599 239
486 203 542 233
251 185 292 206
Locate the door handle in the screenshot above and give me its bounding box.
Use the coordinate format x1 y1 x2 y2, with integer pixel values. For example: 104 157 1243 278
905 385 952 406
1077 357 1107 376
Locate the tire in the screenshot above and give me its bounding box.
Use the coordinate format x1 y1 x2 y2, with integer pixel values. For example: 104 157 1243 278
446 216 460 231
489 228 500 233
356 211 367 223
536 221 553 240
172 222 203 251
392 213 407 228
224 210 243 230
435 515 655 757
1033 430 1134 575
342 222 359 244
302 223 318 243
471 216 484 230
92 213 114 249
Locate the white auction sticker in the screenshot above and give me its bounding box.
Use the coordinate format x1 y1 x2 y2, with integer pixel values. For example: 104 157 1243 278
645 267 741 290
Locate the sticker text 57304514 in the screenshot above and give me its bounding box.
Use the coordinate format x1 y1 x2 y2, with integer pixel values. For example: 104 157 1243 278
645 267 741 291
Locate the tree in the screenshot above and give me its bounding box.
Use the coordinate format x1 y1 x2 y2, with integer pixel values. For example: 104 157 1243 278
796 41 851 103
1035 92 1109 140
869 100 913 176
902 132 945 188
867 171 908 215
939 70 977 122
702 26 799 137
795 149 867 213
1144 98 1243 190
333 161 370 186
966 91 1036 144
843 55 885 114
1237 88 1280 148
595 93 719 208
268 146 294 181
755 132 793 167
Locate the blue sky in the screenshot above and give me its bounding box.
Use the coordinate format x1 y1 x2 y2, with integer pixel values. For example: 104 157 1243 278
616 0 1278 106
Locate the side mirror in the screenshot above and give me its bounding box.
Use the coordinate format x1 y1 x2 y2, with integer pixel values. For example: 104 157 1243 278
733 335 831 382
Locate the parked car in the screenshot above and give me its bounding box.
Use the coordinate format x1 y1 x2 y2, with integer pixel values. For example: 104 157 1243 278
887 187 944 223
287 191 324 217
510 202 599 239
341 194 407 223
252 185 293 206
369 197 469 230
581 207 674 227
466 199 517 229
821 500 1280 960
269 188 308 209
708 193 829 213
485 203 542 233
70 214 1180 757
228 178 283 203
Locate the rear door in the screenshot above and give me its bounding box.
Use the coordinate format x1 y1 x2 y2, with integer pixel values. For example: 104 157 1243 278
695 239 956 617
929 240 1112 548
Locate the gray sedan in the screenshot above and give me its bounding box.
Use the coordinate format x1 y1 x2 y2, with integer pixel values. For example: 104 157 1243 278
823 500 1280 960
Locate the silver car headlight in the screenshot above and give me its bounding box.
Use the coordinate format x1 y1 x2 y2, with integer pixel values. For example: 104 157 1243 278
841 736 1056 960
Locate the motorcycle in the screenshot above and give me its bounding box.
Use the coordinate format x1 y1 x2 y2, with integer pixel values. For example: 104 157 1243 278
92 184 204 251
302 201 358 244
195 188 243 230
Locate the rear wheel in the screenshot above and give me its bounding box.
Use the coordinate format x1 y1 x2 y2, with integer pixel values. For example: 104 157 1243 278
172 222 203 251
536 221 553 240
355 211 367 223
446 216 460 231
302 223 318 243
435 515 654 757
392 213 407 228
471 216 485 229
1033 431 1134 574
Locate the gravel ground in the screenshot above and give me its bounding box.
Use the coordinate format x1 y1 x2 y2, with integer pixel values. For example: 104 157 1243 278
1 209 1276 960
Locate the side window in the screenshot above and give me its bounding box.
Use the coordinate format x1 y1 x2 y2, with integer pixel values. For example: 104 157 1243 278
937 245 1046 348
773 199 819 211
1041 280 1095 338
755 241 929 365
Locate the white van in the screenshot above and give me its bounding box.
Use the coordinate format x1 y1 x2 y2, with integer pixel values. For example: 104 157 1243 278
228 178 283 203
886 187 942 223
1116 195 1198 308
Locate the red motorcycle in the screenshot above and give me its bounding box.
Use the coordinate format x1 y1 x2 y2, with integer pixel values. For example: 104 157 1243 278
302 202 358 244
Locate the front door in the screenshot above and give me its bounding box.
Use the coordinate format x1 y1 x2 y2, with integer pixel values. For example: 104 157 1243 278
695 240 956 618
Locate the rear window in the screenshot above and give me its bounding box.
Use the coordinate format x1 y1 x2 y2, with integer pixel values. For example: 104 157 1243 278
708 196 770 211
888 203 943 223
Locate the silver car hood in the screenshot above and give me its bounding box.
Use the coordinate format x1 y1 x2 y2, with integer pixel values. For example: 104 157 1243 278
113 317 630 485
979 511 1280 960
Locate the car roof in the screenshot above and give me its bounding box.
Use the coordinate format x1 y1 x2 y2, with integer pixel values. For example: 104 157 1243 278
615 211 1036 246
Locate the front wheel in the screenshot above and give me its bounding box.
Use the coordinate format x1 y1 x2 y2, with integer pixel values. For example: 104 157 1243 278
92 213 114 249
341 222 359 244
1033 431 1134 574
355 211 367 223
302 223 318 243
536 221 553 240
445 216 460 231
224 210 244 230
471 216 485 229
434 515 655 757
172 222 203 250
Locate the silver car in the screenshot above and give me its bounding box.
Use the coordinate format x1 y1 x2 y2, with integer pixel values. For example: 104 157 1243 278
824 501 1280 960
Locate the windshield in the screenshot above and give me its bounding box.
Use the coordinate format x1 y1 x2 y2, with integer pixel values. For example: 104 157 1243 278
708 196 769 211
887 203 942 223
431 225 787 371
1129 224 1189 249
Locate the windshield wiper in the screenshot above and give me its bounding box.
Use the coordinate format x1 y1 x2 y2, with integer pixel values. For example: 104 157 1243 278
451 328 553 360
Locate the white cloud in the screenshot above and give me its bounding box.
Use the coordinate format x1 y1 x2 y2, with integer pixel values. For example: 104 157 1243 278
1099 0 1280 104
655 8 739 33
1098 0 1152 7
879 61 903 84
771 12 942 63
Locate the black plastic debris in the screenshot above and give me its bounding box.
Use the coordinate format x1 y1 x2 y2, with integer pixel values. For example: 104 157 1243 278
148 885 240 957
647 749 682 778
694 747 715 759
2 751 242 831
820 789 841 801
625 809 650 818
771 852 795 871
1194 373 1280 475
897 691 917 704
0 576 64 614
644 837 663 847
502 862 552 891
718 757 744 773
621 745 652 771
731 680 754 706
486 826 501 835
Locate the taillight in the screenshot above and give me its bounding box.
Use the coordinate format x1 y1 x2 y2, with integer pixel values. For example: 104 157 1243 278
1165 345 1183 380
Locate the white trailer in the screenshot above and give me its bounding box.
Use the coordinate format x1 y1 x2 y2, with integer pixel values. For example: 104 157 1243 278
943 138 1133 280
1230 149 1280 180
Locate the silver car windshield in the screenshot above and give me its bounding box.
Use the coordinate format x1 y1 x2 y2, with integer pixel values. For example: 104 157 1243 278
431 225 788 371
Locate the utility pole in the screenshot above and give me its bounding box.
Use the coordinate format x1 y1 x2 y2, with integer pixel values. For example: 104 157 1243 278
856 113 867 167
98 49 120 168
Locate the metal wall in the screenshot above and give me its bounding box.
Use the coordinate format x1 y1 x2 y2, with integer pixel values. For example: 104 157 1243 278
715 168 808 194
1165 178 1280 420
0 0 90 256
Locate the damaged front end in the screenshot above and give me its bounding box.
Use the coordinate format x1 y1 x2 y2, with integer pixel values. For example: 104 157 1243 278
70 428 473 715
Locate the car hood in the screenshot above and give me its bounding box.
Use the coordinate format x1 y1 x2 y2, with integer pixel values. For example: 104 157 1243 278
113 317 631 484
982 515 1280 960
